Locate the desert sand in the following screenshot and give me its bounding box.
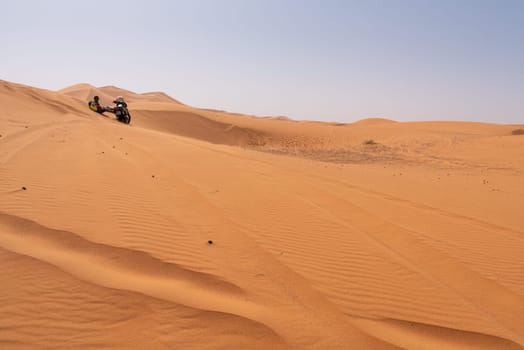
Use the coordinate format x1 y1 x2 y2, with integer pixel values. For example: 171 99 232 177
1 79 523 349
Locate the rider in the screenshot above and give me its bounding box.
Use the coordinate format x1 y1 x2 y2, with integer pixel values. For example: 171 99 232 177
88 96 107 114
113 96 127 108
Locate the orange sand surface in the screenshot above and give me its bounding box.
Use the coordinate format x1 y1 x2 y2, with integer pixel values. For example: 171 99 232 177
1 80 523 349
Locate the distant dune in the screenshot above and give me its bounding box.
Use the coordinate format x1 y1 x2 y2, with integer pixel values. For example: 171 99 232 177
59 83 183 105
1 79 524 349
59 83 115 105
352 117 398 125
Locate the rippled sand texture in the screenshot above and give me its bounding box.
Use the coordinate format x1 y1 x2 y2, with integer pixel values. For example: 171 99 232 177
1 80 523 349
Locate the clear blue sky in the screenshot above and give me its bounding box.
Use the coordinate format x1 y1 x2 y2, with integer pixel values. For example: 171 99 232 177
1 0 523 123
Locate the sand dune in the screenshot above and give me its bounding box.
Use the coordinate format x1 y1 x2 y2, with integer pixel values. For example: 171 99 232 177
58 83 116 106
352 118 398 125
1 79 523 349
60 83 182 105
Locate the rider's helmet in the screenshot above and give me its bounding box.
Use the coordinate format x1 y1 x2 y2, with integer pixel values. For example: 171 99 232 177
94 95 99 101
115 96 124 103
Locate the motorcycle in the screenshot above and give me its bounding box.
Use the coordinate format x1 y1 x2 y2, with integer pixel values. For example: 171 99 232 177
107 103 131 124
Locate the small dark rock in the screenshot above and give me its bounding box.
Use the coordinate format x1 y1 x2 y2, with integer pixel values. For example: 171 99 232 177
208 240 213 245
152 175 155 178
22 187 27 190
